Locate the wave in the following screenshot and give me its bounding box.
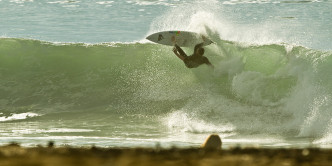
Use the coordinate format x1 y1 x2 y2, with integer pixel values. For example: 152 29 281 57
0 38 193 112
0 37 331 143
0 112 40 122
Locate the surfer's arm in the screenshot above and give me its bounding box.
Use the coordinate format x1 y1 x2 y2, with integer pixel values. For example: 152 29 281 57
207 62 214 69
174 44 187 57
204 57 214 69
173 47 186 61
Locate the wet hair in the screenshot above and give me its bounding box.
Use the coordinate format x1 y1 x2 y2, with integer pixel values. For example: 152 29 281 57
198 48 205 55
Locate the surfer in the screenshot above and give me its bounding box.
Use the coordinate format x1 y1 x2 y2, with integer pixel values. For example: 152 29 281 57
172 43 214 68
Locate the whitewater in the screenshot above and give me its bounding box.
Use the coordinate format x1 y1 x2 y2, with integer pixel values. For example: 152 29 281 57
0 0 331 148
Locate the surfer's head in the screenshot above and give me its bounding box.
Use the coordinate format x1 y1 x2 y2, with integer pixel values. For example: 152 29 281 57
198 48 205 56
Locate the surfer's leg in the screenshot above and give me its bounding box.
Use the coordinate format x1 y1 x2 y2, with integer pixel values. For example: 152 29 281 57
194 42 204 55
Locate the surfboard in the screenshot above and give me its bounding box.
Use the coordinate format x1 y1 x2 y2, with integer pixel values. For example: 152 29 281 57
146 31 213 47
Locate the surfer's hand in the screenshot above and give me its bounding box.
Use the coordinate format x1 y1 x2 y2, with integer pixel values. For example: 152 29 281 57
172 47 177 53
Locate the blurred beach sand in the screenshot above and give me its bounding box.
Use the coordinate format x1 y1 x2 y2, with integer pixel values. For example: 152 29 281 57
0 143 331 166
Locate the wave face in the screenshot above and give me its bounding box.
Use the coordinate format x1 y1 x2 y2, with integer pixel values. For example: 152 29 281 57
0 37 331 146
0 38 195 112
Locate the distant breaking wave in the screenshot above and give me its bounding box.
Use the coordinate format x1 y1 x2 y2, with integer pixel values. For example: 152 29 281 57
0 112 40 122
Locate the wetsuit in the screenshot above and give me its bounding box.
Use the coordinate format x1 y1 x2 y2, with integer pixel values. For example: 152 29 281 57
183 55 210 68
174 43 212 68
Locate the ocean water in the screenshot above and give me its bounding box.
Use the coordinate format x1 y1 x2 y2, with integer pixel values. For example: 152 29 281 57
0 0 331 148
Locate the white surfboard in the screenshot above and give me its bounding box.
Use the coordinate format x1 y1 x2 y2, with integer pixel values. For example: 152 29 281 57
146 31 213 47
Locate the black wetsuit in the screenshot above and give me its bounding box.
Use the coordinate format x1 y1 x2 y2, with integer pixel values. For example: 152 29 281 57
183 55 210 68
174 43 211 68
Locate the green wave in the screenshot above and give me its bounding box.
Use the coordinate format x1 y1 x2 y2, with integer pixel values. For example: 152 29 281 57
0 38 330 113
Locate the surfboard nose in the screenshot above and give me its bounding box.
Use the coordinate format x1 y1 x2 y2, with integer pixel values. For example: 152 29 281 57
146 34 154 42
